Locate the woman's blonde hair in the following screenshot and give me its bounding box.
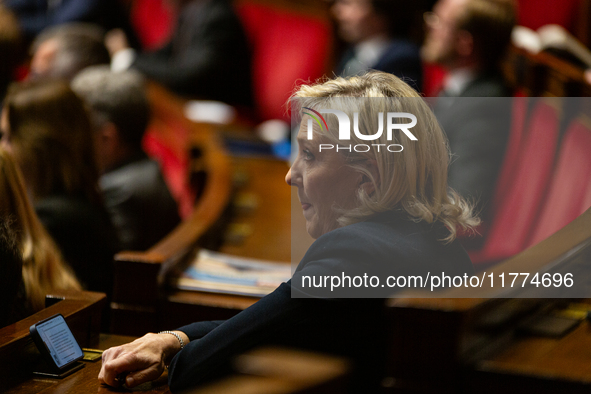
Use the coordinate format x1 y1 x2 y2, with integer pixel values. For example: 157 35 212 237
292 71 479 242
0 148 81 311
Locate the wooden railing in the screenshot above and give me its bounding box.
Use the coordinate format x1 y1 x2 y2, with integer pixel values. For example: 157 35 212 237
384 206 591 393
0 290 106 391
502 44 591 97
110 83 234 334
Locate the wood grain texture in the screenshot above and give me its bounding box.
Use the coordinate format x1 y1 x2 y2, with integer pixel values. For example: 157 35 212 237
3 334 170 394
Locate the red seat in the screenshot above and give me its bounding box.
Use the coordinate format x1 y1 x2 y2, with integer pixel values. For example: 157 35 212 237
235 2 332 121
143 123 195 220
470 99 561 265
490 96 529 215
457 96 529 251
127 0 175 50
422 63 447 97
516 0 580 33
526 116 591 246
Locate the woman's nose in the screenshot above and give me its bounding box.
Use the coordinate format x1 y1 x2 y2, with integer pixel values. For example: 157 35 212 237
285 167 292 186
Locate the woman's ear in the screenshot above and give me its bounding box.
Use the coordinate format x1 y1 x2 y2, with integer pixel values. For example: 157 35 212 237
359 159 380 195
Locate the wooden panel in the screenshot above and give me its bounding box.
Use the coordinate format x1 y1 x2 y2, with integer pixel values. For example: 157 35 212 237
3 328 346 394
383 207 591 393
502 45 591 97
111 83 233 335
2 333 170 394
159 157 306 328
111 82 315 333
0 290 107 393
221 156 292 262
187 347 349 394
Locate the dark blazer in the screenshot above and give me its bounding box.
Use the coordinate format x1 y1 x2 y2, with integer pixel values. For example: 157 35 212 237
100 155 180 251
337 39 423 92
35 194 119 297
434 73 512 219
132 0 253 106
167 210 473 393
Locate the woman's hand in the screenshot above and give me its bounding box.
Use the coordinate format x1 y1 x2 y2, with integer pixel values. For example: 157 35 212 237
98 332 188 388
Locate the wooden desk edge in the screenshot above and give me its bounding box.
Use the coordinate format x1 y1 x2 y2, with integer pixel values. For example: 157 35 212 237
0 290 106 348
114 85 233 265
387 206 591 310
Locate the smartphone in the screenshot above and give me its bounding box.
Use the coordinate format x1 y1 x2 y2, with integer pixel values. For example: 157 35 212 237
29 314 85 377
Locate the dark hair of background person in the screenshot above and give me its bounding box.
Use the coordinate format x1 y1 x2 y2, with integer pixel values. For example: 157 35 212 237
4 0 140 48
3 79 102 206
456 0 516 70
123 0 253 107
3 81 119 320
0 147 81 317
0 6 23 100
0 217 23 327
71 65 149 151
30 23 110 81
371 0 433 44
71 66 181 252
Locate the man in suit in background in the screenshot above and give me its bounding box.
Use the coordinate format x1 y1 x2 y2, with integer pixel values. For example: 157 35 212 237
107 0 253 107
72 66 180 251
422 0 516 225
29 23 110 81
332 0 424 92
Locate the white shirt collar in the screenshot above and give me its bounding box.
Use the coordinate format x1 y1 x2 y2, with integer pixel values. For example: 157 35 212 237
443 68 477 96
354 37 391 68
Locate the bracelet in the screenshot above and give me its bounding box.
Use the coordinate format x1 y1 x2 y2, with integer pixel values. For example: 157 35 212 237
158 331 185 350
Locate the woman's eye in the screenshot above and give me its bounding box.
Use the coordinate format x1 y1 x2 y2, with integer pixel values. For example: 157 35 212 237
302 149 314 161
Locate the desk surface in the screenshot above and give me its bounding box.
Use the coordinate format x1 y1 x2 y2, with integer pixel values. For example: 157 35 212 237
161 156 315 327
4 335 170 394
476 305 591 383
219 155 313 264
5 336 348 394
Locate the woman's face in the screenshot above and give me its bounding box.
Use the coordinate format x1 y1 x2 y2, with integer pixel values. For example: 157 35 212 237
286 120 362 239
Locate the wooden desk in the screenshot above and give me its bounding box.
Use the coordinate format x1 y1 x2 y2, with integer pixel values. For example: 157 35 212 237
4 334 346 394
0 290 118 393
160 156 314 329
467 312 591 393
3 334 170 394
383 207 591 393
502 45 591 97
111 83 314 334
220 156 292 262
110 84 234 335
188 347 349 394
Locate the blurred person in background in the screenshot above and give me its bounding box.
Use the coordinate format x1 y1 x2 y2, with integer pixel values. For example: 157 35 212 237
106 0 253 107
422 0 515 225
29 23 110 81
0 148 81 322
332 0 423 91
0 6 23 100
1 80 119 299
72 66 180 251
4 0 136 44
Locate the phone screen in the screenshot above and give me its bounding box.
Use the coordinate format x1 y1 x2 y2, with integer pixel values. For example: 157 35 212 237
35 315 84 369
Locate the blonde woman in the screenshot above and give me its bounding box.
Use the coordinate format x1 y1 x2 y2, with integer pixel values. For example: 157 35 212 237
99 72 478 393
0 147 80 314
